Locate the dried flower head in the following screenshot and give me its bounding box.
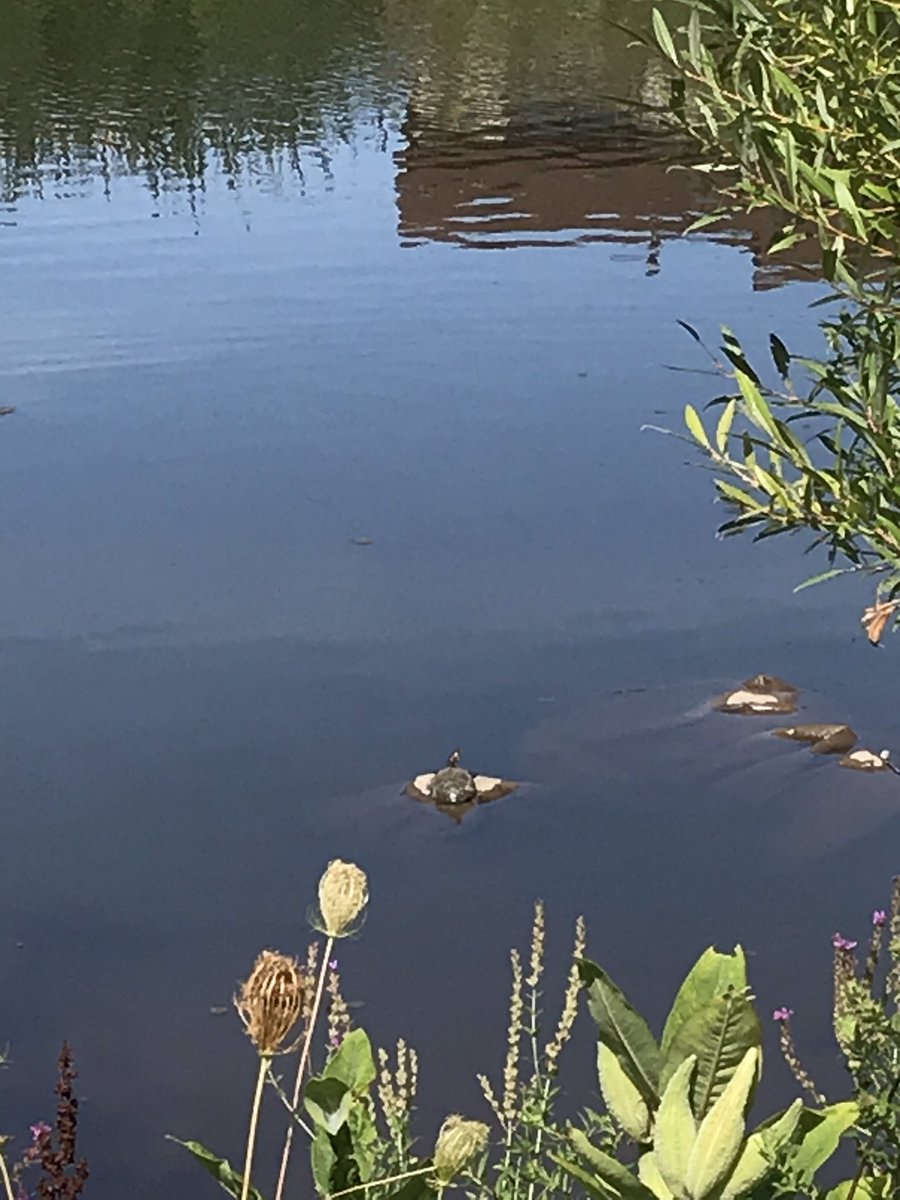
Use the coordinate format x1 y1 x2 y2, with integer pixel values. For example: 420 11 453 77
432 1115 489 1184
317 860 369 938
235 950 304 1057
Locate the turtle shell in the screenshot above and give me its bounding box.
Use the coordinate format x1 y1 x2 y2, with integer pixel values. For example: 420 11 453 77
428 765 478 804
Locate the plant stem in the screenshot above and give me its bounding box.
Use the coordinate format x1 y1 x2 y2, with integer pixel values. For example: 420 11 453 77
274 933 334 1200
0 1152 15 1200
241 1055 271 1200
328 1164 432 1199
266 1066 316 1138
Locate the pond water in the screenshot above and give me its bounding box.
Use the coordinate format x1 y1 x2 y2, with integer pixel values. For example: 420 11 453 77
2 2 899 1196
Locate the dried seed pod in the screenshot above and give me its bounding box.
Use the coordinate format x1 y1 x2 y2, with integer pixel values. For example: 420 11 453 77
235 950 304 1056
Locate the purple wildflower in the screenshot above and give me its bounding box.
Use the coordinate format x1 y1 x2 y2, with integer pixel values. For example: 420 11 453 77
832 933 858 951
772 1007 794 1022
873 910 887 926
329 959 338 971
29 1122 50 1142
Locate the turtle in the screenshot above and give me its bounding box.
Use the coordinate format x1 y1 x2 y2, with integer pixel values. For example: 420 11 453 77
839 748 900 773
406 750 518 807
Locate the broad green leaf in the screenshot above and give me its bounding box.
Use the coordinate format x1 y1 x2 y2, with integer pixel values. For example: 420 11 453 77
637 1153 675 1200
304 1077 353 1136
166 1138 265 1200
662 989 761 1119
660 946 748 1066
685 1049 758 1200
654 1055 697 1197
311 1125 337 1196
789 1102 859 1179
580 959 662 1103
825 1177 892 1199
598 1041 653 1142
720 1099 803 1200
324 1029 377 1095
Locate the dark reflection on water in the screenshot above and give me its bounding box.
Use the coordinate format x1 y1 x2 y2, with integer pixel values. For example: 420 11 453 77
0 1 892 1198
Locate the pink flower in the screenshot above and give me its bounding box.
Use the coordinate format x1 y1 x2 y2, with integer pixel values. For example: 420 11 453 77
832 933 857 951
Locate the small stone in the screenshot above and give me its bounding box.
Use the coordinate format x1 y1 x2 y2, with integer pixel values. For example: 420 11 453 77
410 773 435 795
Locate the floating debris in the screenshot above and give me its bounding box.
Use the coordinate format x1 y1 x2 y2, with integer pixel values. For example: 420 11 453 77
862 599 899 646
350 537 374 547
774 723 858 755
838 749 897 773
0 406 15 417
714 673 799 715
407 749 518 819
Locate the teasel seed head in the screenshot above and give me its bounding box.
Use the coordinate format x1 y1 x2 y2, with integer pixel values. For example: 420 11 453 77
235 950 305 1057
317 860 369 938
432 1115 489 1184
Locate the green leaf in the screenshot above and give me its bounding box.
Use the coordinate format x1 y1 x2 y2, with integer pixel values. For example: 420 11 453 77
166 1138 265 1200
833 178 867 238
654 1055 697 1197
324 1029 377 1095
652 9 679 64
789 1102 859 1179
305 1077 354 1136
580 959 662 1104
567 1129 659 1200
598 1041 652 1143
311 1126 337 1196
662 989 761 1120
720 1100 803 1200
637 1152 675 1200
660 947 748 1066
685 404 712 450
825 1177 892 1199
716 400 737 453
792 567 854 592
553 1154 626 1200
685 1049 758 1200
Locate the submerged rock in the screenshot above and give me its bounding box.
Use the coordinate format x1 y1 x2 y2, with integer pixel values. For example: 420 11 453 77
714 673 799 715
774 723 858 755
406 750 518 812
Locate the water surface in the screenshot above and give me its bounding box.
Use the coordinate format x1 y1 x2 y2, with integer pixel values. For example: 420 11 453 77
1 3 897 1196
